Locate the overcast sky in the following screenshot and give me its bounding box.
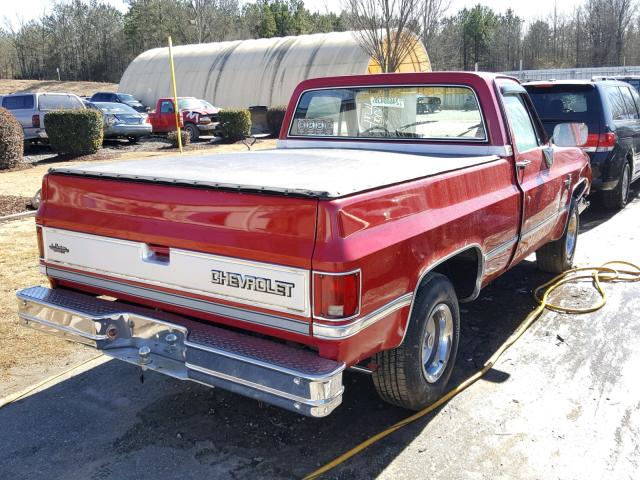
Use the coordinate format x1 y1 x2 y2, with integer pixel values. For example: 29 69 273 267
3 0 585 29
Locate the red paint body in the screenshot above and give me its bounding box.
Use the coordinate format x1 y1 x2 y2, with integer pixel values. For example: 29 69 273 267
37 72 591 366
148 97 219 133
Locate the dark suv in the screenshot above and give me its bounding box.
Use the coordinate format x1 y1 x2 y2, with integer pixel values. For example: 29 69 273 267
89 92 148 113
524 80 640 209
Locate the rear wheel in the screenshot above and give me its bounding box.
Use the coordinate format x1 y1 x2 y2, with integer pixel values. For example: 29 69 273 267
536 202 579 274
372 273 460 410
184 123 199 142
602 161 631 210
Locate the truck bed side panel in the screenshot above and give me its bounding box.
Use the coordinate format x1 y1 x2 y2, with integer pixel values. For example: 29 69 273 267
311 158 520 364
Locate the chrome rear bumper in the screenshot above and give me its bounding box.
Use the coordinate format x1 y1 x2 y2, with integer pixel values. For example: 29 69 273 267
16 286 344 417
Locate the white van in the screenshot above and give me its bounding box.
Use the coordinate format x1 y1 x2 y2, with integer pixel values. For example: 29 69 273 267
1 92 85 142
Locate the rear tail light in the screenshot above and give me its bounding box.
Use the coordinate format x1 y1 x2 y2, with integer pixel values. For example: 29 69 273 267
582 132 616 152
32 114 40 128
36 225 44 259
313 270 361 320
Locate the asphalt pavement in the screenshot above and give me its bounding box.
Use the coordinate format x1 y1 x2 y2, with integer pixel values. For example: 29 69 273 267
0 189 638 480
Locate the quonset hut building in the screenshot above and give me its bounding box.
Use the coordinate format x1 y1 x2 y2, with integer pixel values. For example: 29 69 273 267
118 31 430 109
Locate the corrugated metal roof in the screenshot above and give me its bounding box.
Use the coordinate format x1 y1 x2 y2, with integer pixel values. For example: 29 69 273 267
119 31 429 109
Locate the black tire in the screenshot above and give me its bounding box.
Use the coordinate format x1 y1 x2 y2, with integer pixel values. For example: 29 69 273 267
536 202 579 274
127 136 139 143
372 273 460 410
602 161 631 210
184 123 200 142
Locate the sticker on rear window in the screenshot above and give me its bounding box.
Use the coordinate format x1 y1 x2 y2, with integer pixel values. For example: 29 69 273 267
370 96 405 108
296 118 334 135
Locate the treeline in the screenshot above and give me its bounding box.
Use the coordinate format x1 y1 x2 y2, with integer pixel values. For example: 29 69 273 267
0 0 347 82
1 0 640 83
429 0 639 71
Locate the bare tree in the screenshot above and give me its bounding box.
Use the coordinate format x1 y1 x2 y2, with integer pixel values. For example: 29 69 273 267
344 0 425 72
421 0 450 45
611 0 636 64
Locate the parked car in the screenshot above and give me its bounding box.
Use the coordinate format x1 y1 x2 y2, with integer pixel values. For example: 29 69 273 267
592 75 640 93
525 80 640 209
416 95 441 114
87 101 152 142
1 92 85 143
147 97 220 141
90 92 148 113
17 72 590 417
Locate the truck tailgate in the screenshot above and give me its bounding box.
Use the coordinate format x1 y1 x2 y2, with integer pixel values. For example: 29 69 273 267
39 173 317 324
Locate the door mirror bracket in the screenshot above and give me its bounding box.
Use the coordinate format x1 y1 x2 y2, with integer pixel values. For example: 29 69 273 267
543 145 554 167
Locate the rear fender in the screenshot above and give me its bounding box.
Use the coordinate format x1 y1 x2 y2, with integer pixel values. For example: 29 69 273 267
398 244 485 346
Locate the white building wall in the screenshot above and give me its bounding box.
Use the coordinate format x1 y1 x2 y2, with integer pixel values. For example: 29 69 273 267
119 31 429 109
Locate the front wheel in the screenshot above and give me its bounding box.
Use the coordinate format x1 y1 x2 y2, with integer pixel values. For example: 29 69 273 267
184 123 200 142
372 273 460 410
536 202 579 274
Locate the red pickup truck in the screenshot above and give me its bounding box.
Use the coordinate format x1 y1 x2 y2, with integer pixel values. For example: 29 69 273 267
148 96 220 141
18 72 591 418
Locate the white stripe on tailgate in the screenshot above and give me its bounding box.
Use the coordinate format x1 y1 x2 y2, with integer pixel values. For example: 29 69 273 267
42 227 311 316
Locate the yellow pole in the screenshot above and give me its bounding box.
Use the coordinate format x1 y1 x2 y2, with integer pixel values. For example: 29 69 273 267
167 36 183 153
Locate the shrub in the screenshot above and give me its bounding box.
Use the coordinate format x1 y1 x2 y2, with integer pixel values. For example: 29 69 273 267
167 129 191 148
44 109 103 155
0 107 24 170
267 106 287 137
218 109 251 142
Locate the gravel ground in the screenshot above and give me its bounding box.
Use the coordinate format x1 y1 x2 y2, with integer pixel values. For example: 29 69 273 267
0 195 34 217
22 136 224 164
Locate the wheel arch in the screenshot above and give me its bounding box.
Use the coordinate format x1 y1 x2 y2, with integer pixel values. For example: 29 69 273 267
399 244 484 346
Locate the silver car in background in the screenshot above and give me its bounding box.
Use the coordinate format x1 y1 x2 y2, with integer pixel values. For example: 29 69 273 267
1 92 85 143
88 102 152 142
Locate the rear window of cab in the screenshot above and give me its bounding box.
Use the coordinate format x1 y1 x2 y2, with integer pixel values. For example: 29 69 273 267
289 85 487 141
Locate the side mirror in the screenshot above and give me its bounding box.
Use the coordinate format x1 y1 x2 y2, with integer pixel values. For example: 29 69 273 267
552 122 588 147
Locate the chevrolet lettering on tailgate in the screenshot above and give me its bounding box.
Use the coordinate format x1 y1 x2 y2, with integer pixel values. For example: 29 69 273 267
211 269 295 298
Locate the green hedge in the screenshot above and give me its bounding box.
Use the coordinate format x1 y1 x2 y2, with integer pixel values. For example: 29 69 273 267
0 107 24 170
167 129 191 148
218 109 251 142
267 106 287 136
44 109 103 155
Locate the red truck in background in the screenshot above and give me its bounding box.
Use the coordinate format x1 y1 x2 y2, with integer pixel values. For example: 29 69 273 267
17 72 591 418
148 96 220 141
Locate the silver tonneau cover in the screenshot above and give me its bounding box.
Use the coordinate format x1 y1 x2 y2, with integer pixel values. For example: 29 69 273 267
51 148 500 198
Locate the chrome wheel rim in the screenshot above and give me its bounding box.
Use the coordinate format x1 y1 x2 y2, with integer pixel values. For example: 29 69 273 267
421 303 454 383
565 210 578 259
621 165 631 205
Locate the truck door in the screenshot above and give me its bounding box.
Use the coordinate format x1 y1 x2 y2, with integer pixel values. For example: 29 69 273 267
498 81 567 265
158 100 175 132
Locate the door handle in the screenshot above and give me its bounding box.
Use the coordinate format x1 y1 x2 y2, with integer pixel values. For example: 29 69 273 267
516 160 532 169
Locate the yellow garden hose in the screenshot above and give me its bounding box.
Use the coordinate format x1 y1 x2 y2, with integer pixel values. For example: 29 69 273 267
304 261 640 480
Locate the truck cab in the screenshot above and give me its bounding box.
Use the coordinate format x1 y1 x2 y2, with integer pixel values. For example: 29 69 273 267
148 97 220 141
